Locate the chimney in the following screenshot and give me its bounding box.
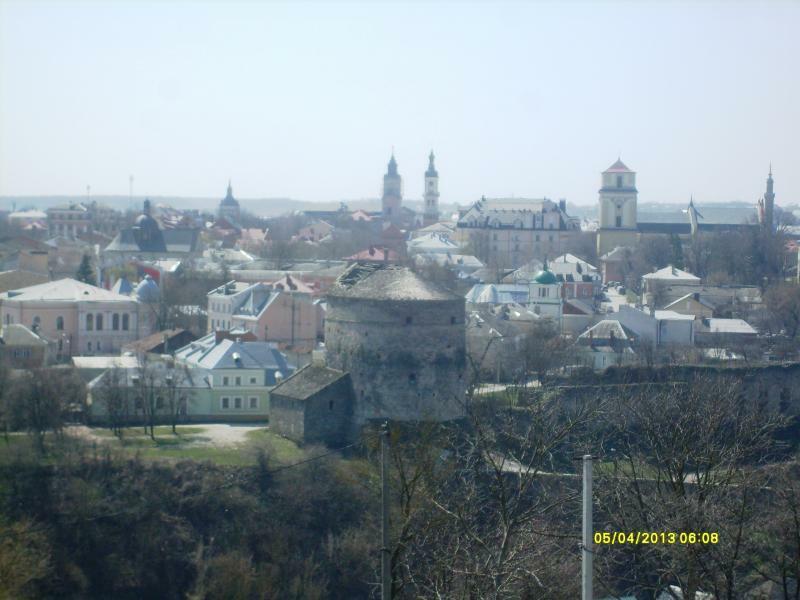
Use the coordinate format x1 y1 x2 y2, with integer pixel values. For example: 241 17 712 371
19 250 49 275
558 199 566 212
311 348 326 366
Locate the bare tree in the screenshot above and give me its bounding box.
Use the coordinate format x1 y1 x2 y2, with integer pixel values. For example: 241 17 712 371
163 360 193 434
7 367 85 453
95 366 131 438
593 373 784 599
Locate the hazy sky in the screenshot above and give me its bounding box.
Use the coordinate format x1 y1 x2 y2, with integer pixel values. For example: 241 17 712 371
1 1 798 207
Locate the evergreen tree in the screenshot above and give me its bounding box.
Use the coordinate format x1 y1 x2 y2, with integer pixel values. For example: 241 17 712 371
670 233 685 270
76 254 96 285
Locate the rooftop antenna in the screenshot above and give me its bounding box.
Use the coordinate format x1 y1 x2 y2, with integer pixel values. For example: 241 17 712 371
86 184 91 203
129 175 134 210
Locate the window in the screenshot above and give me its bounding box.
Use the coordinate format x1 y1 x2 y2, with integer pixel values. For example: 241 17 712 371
450 316 456 325
87 342 92 352
249 397 258 409
616 175 623 188
96 314 103 330
32 316 40 329
86 314 94 331
405 316 412 325
234 397 242 409
235 376 241 386
249 376 257 384
58 339 63 351
112 314 119 330
223 376 229 386
492 233 498 241
56 316 64 330
122 314 129 331
615 216 622 227
221 397 230 409
535 234 540 242
329 399 334 411
548 235 554 242
97 341 101 351
4 315 9 325
409 373 417 383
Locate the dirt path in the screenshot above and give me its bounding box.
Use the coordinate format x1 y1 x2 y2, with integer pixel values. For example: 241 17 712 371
66 424 267 448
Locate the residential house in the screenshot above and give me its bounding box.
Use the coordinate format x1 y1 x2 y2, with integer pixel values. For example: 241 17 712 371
206 280 320 351
642 265 701 306
663 292 715 319
599 246 633 285
576 319 638 370
173 331 295 418
694 318 758 347
0 324 49 368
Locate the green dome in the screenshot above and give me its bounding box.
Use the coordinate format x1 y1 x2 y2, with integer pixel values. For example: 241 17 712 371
533 269 557 284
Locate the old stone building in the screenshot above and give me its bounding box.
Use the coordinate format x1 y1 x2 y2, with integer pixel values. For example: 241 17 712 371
269 362 354 445
270 263 467 443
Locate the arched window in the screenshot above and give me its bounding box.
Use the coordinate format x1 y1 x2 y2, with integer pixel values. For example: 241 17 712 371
122 314 129 331
3 315 9 325
96 314 103 331
56 316 64 330
86 314 94 331
32 316 41 329
112 314 119 330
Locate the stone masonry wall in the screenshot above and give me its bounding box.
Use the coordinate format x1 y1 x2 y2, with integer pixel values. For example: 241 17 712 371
325 296 466 425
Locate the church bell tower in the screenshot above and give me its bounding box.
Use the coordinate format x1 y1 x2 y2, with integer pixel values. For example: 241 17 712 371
596 158 639 255
422 150 440 227
382 153 403 223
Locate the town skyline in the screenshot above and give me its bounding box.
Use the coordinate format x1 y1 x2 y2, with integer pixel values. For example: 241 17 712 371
2 1 798 204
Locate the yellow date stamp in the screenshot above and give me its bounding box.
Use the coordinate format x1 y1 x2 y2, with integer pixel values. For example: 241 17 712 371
594 531 719 545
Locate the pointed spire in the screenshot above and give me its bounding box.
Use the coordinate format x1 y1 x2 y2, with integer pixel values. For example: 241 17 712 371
769 163 773 178
387 151 398 176
426 149 438 177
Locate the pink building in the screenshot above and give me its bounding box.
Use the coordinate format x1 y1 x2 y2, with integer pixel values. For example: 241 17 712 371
0 278 156 358
207 281 323 351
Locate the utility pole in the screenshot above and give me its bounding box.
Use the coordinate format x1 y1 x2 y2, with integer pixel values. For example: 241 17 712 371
381 422 391 600
582 454 593 600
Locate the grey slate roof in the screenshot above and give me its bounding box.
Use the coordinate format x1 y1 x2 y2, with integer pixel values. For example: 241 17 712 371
106 228 200 254
270 364 351 401
329 263 458 301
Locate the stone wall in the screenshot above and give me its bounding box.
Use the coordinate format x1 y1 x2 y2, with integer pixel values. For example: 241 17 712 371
269 394 306 442
302 376 353 446
544 362 800 414
325 296 466 425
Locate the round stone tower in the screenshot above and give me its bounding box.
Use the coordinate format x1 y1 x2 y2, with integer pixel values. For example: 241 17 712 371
325 263 466 426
